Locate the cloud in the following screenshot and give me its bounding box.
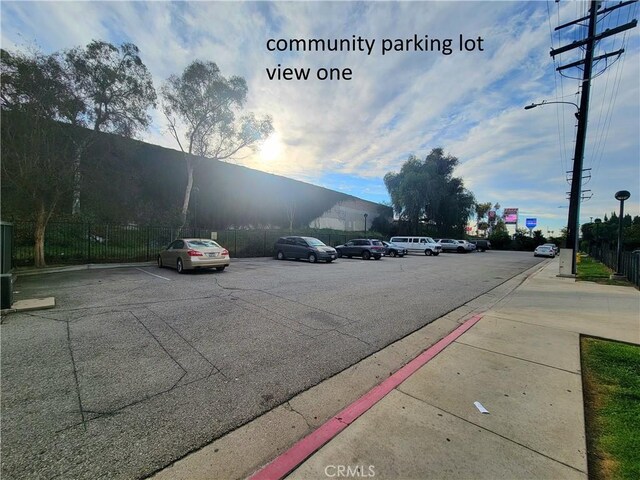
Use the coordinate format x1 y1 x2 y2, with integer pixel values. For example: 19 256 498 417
1 0 638 232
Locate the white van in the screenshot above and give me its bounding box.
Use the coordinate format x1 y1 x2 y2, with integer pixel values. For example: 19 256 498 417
389 236 442 256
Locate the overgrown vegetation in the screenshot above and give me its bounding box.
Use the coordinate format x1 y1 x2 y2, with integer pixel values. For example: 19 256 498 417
1 42 156 266
582 337 640 480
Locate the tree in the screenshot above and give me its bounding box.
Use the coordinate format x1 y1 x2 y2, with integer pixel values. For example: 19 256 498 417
532 230 546 246
162 60 273 230
64 40 157 215
474 201 492 236
285 199 296 232
384 148 475 236
488 219 511 249
1 48 81 267
384 155 426 234
586 213 640 250
624 219 640 250
493 217 507 234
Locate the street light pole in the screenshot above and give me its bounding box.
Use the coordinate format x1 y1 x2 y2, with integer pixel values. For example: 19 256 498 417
524 98 584 276
612 190 631 279
524 100 580 114
525 1 603 277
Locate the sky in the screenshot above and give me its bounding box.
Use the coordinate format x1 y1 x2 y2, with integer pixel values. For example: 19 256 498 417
2 0 639 233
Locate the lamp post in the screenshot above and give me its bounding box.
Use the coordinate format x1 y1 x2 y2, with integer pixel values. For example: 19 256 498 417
524 100 580 117
525 100 581 276
611 190 631 279
363 213 368 236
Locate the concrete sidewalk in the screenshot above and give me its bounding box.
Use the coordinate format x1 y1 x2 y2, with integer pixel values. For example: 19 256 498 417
286 260 640 479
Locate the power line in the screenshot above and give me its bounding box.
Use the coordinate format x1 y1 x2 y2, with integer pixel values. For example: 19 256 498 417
547 0 569 178
550 0 638 276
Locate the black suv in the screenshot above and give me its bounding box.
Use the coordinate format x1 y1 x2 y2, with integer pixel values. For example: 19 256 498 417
335 239 385 260
274 236 337 263
470 239 491 252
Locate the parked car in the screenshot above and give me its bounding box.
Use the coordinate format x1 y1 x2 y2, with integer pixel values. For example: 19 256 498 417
381 241 408 257
534 245 556 258
274 236 337 263
388 236 442 256
335 239 385 260
437 238 472 253
158 238 230 273
457 240 476 252
470 239 492 252
541 243 559 256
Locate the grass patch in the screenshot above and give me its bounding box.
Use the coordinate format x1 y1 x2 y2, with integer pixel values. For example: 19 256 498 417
577 256 633 287
581 337 640 479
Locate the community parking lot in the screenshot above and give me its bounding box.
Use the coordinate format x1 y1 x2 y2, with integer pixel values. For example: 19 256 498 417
1 251 545 479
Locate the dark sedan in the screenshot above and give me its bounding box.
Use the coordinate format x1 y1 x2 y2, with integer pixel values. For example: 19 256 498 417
335 239 385 260
382 241 408 257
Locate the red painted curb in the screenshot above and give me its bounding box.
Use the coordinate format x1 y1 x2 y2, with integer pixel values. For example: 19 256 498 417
250 314 484 480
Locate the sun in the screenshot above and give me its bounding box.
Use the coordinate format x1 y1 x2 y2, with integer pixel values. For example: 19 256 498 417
259 134 283 163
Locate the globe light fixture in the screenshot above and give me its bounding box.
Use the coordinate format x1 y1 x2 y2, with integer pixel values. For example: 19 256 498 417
612 190 631 279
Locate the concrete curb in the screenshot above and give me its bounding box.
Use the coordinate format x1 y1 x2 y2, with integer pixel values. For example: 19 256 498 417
1 297 56 316
15 262 156 276
251 314 485 480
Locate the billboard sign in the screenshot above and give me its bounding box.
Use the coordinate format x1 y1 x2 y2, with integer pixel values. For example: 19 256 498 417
525 218 537 229
503 208 518 224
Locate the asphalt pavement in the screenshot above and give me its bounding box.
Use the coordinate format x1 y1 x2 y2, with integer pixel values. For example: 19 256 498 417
1 251 544 479
284 259 640 479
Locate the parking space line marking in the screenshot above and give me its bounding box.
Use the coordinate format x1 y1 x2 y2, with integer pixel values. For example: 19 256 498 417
250 314 484 480
135 268 171 281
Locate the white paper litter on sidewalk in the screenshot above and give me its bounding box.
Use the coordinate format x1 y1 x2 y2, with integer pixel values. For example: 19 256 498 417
474 401 489 414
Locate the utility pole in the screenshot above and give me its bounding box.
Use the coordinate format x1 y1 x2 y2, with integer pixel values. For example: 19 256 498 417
550 0 637 276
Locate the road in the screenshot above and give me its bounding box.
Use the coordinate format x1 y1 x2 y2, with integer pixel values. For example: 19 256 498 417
1 251 544 479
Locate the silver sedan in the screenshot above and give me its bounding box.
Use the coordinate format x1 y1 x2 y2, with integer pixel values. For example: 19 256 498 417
534 245 555 258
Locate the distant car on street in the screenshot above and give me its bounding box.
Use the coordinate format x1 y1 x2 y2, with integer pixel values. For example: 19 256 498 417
335 239 385 260
274 236 337 263
534 245 556 258
381 241 408 257
541 243 559 256
158 238 230 273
